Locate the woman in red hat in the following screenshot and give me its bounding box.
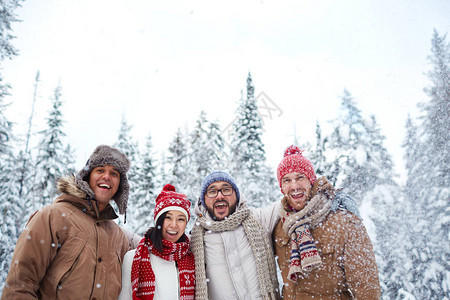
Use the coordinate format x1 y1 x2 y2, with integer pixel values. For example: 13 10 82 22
119 184 195 300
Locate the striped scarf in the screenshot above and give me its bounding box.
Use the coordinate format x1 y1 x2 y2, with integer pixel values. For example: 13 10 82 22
280 191 332 282
131 237 195 300
191 203 279 300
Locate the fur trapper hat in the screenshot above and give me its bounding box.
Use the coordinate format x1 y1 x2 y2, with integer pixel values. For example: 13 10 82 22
75 145 130 214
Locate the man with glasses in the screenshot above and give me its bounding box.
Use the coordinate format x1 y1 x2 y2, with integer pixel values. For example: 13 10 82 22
273 145 380 299
191 171 280 300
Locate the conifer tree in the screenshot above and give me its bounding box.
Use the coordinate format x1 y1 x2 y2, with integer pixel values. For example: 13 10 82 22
166 128 189 191
33 84 74 209
403 115 422 201
132 133 158 234
114 116 139 227
403 30 450 299
0 0 24 60
0 80 12 155
327 90 395 201
0 80 21 289
309 121 331 178
422 30 450 187
0 1 30 289
229 73 276 206
184 111 225 199
0 150 24 291
206 117 228 170
186 111 212 190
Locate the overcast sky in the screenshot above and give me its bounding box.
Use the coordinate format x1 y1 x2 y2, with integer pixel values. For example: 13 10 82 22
2 0 449 183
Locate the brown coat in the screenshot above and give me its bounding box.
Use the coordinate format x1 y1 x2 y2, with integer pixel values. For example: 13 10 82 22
2 176 130 300
273 209 381 299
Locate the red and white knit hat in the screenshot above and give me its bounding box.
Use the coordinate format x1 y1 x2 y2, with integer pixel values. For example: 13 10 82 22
154 184 191 222
277 145 317 189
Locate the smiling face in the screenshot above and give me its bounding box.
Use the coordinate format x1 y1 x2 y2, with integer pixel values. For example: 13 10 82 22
281 172 312 211
88 165 120 211
204 181 237 221
162 210 187 243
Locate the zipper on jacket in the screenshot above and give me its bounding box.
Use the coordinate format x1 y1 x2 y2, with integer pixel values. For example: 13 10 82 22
89 219 100 299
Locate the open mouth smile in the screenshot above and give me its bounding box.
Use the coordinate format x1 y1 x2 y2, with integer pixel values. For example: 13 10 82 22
290 191 306 199
166 230 179 236
214 201 229 213
98 183 111 189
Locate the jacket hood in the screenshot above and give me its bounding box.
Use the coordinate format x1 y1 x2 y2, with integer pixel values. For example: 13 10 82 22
56 175 118 220
57 175 88 199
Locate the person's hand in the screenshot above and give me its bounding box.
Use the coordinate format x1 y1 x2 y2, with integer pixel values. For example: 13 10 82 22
312 176 335 198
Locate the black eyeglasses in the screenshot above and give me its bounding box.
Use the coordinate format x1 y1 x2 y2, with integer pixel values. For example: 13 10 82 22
206 187 233 198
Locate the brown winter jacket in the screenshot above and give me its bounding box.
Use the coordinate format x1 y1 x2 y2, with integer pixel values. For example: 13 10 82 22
2 176 130 300
273 201 381 299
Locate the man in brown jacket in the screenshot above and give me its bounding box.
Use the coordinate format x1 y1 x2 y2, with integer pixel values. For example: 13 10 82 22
2 145 131 300
273 145 381 299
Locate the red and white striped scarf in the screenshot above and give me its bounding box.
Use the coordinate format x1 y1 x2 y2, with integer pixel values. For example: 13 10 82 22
131 236 195 300
280 192 332 282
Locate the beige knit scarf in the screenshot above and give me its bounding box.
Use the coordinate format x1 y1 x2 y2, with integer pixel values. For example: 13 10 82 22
280 191 332 281
191 203 279 300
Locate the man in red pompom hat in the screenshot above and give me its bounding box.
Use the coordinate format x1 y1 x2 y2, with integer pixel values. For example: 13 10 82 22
272 145 381 299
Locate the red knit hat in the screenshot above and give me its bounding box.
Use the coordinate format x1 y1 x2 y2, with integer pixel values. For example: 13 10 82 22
277 145 317 189
154 184 191 222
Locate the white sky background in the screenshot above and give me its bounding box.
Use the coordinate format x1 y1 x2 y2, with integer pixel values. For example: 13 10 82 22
2 0 449 184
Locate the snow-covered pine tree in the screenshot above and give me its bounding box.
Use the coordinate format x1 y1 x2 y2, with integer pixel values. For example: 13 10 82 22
32 84 74 209
0 2 30 290
0 78 12 154
0 2 31 292
397 115 423 296
422 30 450 186
404 30 450 299
0 79 22 291
165 128 189 189
114 116 139 228
206 117 228 171
327 89 396 202
403 115 422 204
229 73 276 207
163 127 202 229
132 133 158 235
0 0 24 60
184 111 225 199
186 111 211 195
0 149 27 291
361 123 411 299
309 121 332 178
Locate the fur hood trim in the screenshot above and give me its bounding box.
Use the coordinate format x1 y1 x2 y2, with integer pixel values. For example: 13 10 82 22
57 175 87 199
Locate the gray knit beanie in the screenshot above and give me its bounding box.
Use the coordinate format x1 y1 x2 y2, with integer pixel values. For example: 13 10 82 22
75 145 130 214
199 171 240 207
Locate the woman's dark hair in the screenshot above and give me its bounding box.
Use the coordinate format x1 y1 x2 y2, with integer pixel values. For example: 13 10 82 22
144 211 187 253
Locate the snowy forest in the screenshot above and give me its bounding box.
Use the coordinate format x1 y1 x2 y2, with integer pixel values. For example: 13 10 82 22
0 1 449 299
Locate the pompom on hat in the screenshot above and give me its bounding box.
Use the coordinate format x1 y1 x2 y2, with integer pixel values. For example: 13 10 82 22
75 145 130 214
154 184 191 223
199 171 240 207
277 145 317 189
